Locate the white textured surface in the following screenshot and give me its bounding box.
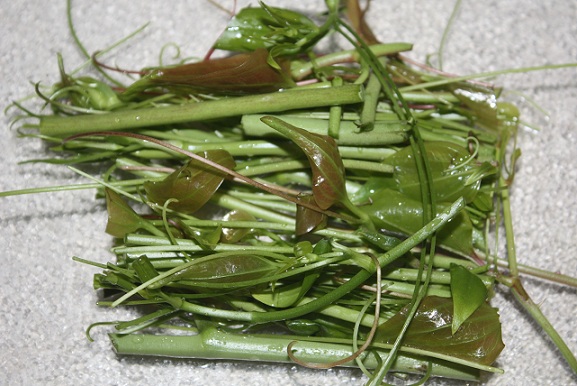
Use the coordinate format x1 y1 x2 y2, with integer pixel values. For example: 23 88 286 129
1 1 576 385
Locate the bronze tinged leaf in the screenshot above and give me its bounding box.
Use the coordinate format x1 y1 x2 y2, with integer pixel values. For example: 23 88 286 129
144 150 235 214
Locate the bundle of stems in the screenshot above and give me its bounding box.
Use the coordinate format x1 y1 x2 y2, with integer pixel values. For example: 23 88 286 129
4 0 577 384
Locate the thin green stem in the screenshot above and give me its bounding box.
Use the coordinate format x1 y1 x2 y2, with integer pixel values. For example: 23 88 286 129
509 278 577 373
400 63 577 92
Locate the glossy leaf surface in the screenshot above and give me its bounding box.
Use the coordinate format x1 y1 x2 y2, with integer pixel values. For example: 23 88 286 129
361 188 473 255
144 150 235 214
252 271 320 308
162 254 281 285
179 221 222 251
220 209 256 244
295 193 327 235
261 116 347 210
375 296 504 366
124 49 294 97
450 264 489 334
213 5 318 53
389 141 495 203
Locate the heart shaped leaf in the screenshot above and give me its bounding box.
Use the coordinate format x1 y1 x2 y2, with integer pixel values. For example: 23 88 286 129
361 188 473 255
375 296 504 366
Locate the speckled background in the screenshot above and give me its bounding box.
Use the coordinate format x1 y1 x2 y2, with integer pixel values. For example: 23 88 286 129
1 1 576 385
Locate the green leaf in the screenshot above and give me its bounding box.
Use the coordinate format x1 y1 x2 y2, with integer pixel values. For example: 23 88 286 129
144 150 235 214
213 5 318 53
158 254 281 286
104 188 148 238
252 271 320 308
179 220 222 251
450 264 488 334
390 141 495 203
260 115 347 210
220 209 256 244
361 188 473 255
374 296 504 366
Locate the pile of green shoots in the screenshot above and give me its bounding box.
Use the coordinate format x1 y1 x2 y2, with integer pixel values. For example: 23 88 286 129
4 0 577 384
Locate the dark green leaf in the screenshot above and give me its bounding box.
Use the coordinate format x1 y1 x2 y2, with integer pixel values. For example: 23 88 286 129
260 116 347 209
450 264 488 334
375 296 504 366
160 254 281 285
361 188 473 255
390 141 495 203
285 319 321 335
179 220 222 251
144 150 235 214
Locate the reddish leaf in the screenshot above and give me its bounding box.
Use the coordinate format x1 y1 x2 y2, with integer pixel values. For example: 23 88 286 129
295 193 327 235
144 150 235 214
260 116 347 210
220 209 256 243
124 48 294 97
375 296 504 366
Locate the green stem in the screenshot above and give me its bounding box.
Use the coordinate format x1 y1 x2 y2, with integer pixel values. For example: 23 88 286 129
290 43 413 80
108 325 481 381
241 114 408 146
40 84 364 137
500 179 518 277
0 178 148 197
166 198 465 323
509 278 577 373
399 63 577 92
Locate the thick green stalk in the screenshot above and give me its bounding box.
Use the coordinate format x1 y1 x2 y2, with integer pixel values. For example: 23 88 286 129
242 114 408 146
109 325 481 381
39 85 364 137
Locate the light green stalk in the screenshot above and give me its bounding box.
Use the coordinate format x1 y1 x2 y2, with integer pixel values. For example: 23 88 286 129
39 85 363 137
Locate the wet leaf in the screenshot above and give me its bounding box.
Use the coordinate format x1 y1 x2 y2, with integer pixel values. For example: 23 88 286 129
296 193 327 235
124 48 294 97
375 296 504 366
260 116 347 209
390 141 495 203
179 220 222 251
361 188 473 255
220 209 256 243
213 5 318 54
162 254 281 286
144 150 235 214
104 188 148 238
450 264 488 334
